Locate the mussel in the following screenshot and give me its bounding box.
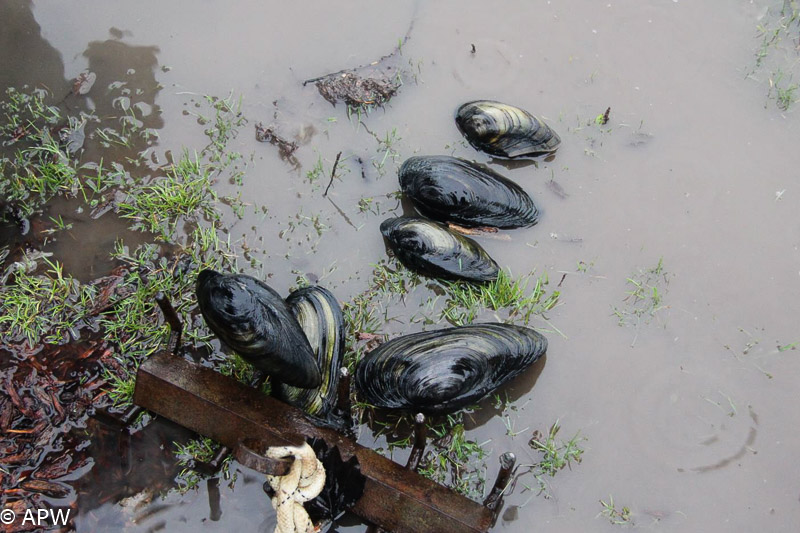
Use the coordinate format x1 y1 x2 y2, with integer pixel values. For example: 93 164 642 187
355 323 547 414
196 270 321 389
380 216 500 282
455 100 561 158
399 155 540 228
279 286 344 417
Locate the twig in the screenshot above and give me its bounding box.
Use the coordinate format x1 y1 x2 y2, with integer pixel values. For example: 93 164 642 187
323 151 342 197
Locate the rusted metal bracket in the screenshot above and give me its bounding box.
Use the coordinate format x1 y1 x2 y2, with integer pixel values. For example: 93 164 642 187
483 452 516 525
133 351 495 533
404 413 427 472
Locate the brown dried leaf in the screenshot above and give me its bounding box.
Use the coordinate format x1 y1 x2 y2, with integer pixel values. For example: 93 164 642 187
33 454 71 480
1 452 31 465
19 479 71 498
3 380 33 418
0 399 13 432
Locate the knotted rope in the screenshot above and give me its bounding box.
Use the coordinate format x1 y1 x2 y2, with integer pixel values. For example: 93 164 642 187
265 443 326 533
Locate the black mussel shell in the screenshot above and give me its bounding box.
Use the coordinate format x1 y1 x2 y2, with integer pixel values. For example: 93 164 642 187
380 216 500 282
355 323 547 414
455 100 561 158
196 270 321 388
398 155 540 229
279 286 344 417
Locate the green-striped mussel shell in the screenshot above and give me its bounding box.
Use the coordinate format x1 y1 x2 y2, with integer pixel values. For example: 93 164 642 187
380 216 500 282
279 286 345 418
455 100 561 158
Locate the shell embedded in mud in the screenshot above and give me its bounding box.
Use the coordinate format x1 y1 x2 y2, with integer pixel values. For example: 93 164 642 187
355 323 547 414
455 100 561 158
279 285 345 417
398 155 540 229
195 269 321 389
380 216 500 282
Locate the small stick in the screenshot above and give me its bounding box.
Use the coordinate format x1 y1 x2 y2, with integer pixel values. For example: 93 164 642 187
600 106 611 125
323 151 342 197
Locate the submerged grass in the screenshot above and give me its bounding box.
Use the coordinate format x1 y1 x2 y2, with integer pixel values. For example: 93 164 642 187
505 419 587 499
599 495 633 526
0 91 78 217
528 420 585 478
0 257 95 347
117 151 219 240
612 257 669 330
749 0 800 110
173 436 233 492
417 413 490 500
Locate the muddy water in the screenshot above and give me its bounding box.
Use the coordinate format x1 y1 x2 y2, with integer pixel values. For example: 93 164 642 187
4 0 800 531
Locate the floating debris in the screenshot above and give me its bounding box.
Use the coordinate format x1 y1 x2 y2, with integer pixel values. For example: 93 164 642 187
303 18 415 111
255 122 300 167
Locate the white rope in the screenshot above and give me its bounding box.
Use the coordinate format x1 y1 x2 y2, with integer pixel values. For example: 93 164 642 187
265 443 326 533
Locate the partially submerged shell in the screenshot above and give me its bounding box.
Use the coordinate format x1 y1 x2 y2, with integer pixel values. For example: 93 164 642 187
380 216 500 282
196 270 321 389
455 100 561 158
399 155 540 228
355 323 547 414
279 286 345 417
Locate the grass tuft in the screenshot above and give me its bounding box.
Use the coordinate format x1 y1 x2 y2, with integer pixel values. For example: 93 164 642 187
117 151 219 239
599 495 633 526
441 269 560 326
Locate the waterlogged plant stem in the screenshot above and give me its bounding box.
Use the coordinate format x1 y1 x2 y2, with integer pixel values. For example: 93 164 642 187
323 151 342 197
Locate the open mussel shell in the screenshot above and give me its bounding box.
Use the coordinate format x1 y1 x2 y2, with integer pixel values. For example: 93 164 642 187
196 270 321 389
399 155 540 229
279 286 344 417
355 323 547 414
455 100 561 158
380 216 500 282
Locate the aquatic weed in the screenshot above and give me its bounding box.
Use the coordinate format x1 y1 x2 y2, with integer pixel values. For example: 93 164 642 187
611 257 669 332
528 420 585 477
441 269 560 326
174 437 233 492
117 150 219 240
0 257 95 347
599 495 633 526
418 413 490 500
748 1 800 110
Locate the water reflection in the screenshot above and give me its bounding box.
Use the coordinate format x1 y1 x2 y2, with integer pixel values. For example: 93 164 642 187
42 37 164 281
81 39 163 132
73 417 189 527
0 0 69 94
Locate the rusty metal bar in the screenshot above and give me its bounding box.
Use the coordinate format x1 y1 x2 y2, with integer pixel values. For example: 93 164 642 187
483 452 516 524
404 413 426 472
232 439 293 476
155 293 182 354
133 351 493 533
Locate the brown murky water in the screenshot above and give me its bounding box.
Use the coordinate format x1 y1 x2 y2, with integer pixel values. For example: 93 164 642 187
3 0 800 531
